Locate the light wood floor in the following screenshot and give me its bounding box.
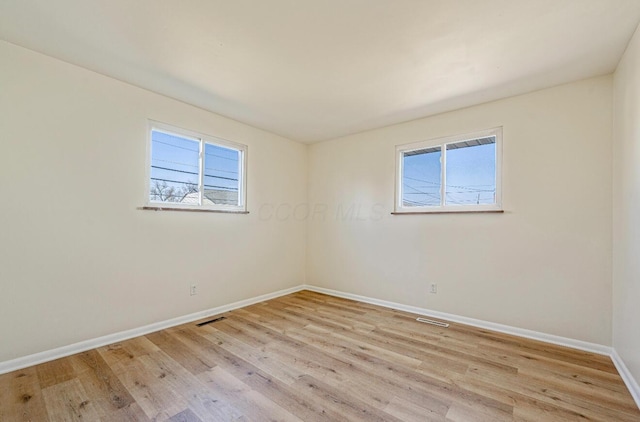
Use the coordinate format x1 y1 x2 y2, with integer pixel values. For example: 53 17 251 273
1 291 638 421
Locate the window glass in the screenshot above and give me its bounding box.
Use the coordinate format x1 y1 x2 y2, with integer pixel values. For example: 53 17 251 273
395 128 501 213
445 139 496 206
203 143 240 206
147 122 247 211
150 130 200 204
402 147 441 207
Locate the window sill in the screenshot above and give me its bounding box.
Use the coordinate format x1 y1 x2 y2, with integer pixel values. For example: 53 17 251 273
391 209 504 215
139 206 249 214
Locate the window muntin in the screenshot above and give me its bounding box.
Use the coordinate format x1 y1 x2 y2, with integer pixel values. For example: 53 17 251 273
396 128 502 213
147 122 247 211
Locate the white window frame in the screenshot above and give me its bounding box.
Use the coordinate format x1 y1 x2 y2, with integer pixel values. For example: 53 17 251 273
145 120 248 212
395 127 502 214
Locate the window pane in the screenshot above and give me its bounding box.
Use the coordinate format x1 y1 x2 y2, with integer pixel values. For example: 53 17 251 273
402 147 441 207
150 130 200 204
204 142 240 206
445 137 496 206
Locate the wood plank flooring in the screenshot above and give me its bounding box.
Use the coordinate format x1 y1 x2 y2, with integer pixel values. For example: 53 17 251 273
0 290 638 421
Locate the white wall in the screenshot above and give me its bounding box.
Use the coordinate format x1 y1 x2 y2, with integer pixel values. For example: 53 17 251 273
0 41 307 362
613 24 640 385
307 77 613 345
0 37 622 364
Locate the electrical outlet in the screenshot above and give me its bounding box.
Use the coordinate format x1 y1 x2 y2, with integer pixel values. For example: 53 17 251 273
190 284 197 296
430 283 437 294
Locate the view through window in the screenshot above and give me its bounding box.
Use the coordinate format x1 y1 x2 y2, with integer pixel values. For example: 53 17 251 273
397 128 501 212
148 123 246 211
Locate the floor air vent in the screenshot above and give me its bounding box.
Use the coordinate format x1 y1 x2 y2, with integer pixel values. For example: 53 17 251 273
196 316 226 327
416 317 449 328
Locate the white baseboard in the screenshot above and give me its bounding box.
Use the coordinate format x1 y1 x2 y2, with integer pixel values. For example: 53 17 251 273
2 282 638 412
304 285 640 410
302 285 612 356
0 285 305 375
611 349 640 409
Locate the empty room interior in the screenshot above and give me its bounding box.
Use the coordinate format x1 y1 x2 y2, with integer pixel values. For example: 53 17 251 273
2 1 640 421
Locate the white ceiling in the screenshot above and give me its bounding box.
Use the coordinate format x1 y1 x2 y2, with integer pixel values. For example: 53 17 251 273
1 1 640 143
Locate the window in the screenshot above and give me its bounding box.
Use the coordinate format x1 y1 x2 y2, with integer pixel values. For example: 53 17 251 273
146 121 247 212
395 127 502 213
